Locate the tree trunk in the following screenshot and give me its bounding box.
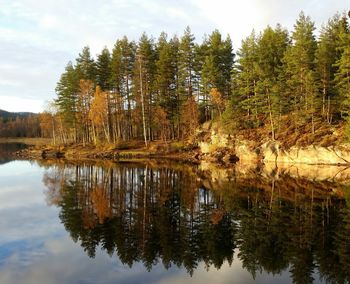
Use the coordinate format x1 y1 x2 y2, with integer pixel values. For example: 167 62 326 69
139 56 148 147
267 90 275 140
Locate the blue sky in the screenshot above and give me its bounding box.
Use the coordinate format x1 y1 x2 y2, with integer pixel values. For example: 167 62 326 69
0 0 348 113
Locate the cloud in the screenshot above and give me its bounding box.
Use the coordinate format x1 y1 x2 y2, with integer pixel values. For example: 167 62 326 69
0 161 61 243
0 0 346 112
0 95 44 113
38 14 59 30
190 0 348 48
0 234 293 284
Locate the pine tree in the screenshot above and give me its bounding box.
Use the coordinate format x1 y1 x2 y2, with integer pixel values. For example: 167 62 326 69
282 12 318 132
76 46 96 82
155 33 179 138
96 47 112 91
96 47 113 141
334 16 350 117
110 36 136 139
255 25 289 139
316 14 341 123
169 35 180 138
236 31 260 127
134 33 157 144
202 30 234 96
201 30 234 120
55 61 80 141
178 26 196 100
155 33 176 111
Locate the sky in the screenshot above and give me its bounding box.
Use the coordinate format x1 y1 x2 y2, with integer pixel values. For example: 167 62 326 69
0 0 348 113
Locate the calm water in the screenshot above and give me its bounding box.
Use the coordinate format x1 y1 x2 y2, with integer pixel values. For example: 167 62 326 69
0 144 350 283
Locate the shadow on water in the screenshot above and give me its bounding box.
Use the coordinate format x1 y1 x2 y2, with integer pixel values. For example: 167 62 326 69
0 143 27 164
40 159 350 283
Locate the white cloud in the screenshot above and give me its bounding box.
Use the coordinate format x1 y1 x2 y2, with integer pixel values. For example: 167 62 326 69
0 161 61 243
0 236 293 284
190 0 348 48
0 96 44 113
38 14 59 30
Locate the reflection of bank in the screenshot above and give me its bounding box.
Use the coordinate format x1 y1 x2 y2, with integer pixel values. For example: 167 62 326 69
42 160 350 282
0 142 27 165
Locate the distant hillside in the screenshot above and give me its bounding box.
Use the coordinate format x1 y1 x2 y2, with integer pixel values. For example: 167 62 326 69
0 109 41 137
0 109 37 121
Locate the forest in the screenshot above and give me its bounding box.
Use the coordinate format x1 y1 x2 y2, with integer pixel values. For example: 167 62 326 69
39 11 350 147
0 110 41 137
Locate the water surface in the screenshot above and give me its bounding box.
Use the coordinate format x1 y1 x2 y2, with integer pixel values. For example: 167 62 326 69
0 145 349 284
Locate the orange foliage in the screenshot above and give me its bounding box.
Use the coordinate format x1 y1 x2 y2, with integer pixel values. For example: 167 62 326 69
153 106 170 141
82 209 97 229
39 112 54 138
90 185 112 224
77 79 94 118
89 86 108 127
181 95 199 137
210 209 225 225
209 88 225 116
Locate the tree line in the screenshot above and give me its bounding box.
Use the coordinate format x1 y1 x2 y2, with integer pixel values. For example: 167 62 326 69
44 11 350 146
0 114 41 137
43 161 350 282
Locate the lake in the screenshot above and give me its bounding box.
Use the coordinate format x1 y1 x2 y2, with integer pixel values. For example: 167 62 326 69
0 143 349 284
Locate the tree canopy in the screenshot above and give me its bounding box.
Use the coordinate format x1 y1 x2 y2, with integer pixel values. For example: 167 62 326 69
40 11 350 146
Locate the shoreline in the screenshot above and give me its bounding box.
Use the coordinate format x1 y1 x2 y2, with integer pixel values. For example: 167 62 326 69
15 149 350 200
14 139 350 167
9 142 350 192
15 142 202 164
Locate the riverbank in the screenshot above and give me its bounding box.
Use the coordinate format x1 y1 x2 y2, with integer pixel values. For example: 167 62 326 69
12 119 350 167
15 131 350 167
10 137 350 196
16 140 202 163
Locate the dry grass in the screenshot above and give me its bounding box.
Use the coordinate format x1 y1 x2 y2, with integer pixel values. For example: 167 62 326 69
232 115 346 149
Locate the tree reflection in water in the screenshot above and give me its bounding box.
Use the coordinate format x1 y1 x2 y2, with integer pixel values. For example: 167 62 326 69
0 142 27 164
42 160 350 282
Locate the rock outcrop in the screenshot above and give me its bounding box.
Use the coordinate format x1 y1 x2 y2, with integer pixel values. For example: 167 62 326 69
200 130 350 166
261 141 350 165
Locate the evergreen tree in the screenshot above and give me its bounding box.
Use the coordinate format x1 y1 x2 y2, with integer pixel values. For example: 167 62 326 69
110 36 136 139
134 33 157 143
315 15 341 122
96 47 113 141
55 61 80 141
76 46 96 82
155 33 179 138
155 33 176 111
201 30 234 119
255 25 289 139
96 47 111 91
235 31 260 127
202 30 234 97
282 12 318 132
178 26 196 100
334 16 350 116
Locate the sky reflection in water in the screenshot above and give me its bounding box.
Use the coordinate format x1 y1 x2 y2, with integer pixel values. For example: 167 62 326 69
0 159 340 283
